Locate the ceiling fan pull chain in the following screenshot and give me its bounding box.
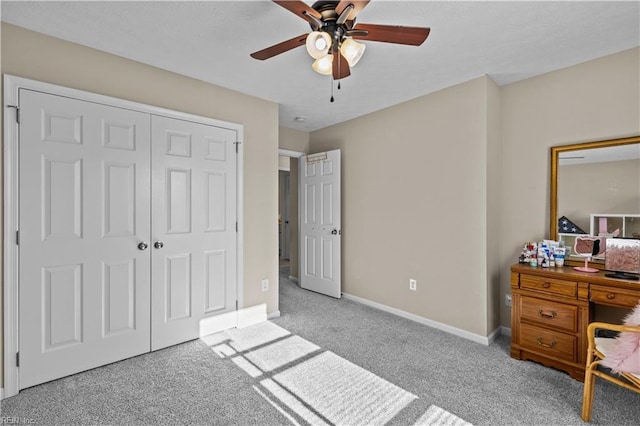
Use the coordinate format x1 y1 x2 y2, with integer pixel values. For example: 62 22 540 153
338 53 342 90
330 78 335 103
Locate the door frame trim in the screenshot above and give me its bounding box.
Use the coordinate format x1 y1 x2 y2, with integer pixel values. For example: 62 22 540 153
2 75 245 398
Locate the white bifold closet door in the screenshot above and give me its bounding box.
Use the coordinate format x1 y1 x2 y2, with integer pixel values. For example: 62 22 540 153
18 89 237 389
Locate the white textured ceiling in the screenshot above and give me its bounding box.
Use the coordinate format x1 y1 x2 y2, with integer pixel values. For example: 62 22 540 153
2 1 639 132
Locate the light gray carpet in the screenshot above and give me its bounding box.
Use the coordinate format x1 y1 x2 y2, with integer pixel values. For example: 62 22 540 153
1 266 639 425
206 321 418 425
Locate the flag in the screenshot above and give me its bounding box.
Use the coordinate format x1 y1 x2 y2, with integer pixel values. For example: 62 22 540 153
558 216 587 234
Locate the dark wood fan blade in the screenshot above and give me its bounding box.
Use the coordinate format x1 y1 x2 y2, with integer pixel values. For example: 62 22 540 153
333 52 351 80
336 0 370 20
273 0 322 20
352 23 430 46
250 34 308 60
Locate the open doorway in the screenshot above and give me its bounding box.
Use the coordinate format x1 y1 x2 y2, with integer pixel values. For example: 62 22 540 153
279 158 291 269
278 149 304 283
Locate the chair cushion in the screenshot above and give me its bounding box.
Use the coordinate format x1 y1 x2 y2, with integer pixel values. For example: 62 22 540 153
600 302 640 376
595 337 616 356
596 337 640 380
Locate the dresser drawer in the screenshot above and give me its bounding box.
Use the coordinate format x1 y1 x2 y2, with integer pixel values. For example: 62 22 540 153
520 323 576 362
590 285 640 308
520 275 578 298
520 296 578 332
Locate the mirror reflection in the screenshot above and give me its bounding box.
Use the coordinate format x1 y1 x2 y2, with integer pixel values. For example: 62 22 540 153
551 137 640 264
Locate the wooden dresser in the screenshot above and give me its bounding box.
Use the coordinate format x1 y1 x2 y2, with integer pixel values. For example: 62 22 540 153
510 264 640 381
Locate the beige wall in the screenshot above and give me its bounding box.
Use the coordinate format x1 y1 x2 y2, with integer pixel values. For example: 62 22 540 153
279 126 310 153
500 47 640 326
558 158 640 232
278 155 291 170
310 77 494 336
1 23 280 386
309 47 640 338
486 77 502 334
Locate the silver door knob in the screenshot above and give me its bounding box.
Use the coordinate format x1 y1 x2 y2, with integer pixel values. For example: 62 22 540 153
331 229 340 235
137 242 148 250
154 241 164 249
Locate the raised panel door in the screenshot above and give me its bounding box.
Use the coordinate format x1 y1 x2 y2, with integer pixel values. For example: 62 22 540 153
299 150 341 298
19 89 152 388
151 115 237 350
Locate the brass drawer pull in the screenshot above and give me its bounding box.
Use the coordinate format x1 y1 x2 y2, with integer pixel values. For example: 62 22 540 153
606 293 615 300
536 337 557 349
543 282 551 288
538 309 557 319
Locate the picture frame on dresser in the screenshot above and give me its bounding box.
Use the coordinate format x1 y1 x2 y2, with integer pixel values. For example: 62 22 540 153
604 238 640 281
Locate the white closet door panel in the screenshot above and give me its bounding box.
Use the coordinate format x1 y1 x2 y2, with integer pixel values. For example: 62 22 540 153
19 89 151 389
166 253 192 320
151 115 237 350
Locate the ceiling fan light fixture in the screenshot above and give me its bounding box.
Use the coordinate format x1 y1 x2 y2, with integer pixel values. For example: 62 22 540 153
306 31 332 59
312 54 334 75
340 38 366 67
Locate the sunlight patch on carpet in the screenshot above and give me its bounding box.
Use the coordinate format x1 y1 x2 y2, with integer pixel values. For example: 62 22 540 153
253 385 303 426
245 335 320 372
226 321 291 352
211 343 237 358
414 405 472 426
272 351 417 425
203 320 291 354
260 379 330 426
232 356 263 378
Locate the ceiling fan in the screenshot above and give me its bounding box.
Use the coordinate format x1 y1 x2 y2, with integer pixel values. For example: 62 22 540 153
250 0 431 81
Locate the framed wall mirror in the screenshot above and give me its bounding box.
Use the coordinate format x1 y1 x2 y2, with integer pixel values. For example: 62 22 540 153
550 136 640 266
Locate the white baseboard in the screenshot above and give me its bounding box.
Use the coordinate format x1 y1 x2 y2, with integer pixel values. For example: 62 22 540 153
199 311 237 337
288 275 299 283
238 304 268 328
487 326 502 344
267 310 281 319
199 304 268 336
342 292 494 346
500 326 512 337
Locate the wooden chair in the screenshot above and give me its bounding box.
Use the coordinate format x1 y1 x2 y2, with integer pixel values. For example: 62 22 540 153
581 322 640 422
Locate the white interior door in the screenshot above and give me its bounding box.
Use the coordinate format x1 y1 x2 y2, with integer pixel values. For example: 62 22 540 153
150 115 238 350
299 150 341 298
19 89 152 388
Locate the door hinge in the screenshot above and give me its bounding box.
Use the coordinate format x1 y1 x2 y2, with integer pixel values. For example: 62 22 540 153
16 352 19 367
7 105 19 124
234 141 241 153
236 222 238 232
16 230 19 245
236 300 238 310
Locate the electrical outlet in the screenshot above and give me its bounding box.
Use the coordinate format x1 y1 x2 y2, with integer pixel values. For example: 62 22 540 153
409 279 417 291
505 294 512 307
261 279 269 292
